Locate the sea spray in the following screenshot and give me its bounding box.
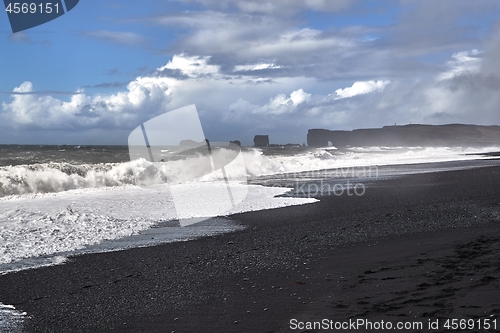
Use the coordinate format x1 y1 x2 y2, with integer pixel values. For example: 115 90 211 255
1 146 499 198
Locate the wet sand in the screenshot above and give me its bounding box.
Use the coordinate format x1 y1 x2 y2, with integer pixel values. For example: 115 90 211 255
1 166 500 332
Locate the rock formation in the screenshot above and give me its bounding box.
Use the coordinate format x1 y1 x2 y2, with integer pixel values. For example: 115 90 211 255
307 124 500 148
254 135 269 147
230 140 241 147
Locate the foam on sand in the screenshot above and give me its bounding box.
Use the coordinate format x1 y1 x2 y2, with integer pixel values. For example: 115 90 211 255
0 183 316 272
0 303 26 333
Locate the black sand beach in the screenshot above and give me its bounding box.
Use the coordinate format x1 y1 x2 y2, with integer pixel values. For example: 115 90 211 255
1 165 500 332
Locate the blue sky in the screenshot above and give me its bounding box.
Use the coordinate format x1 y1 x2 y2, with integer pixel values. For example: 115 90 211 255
1 0 500 145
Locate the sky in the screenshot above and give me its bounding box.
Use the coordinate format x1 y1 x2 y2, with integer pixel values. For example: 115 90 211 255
0 0 500 145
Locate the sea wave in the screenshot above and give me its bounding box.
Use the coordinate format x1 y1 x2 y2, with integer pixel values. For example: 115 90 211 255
0 146 497 198
0 159 150 197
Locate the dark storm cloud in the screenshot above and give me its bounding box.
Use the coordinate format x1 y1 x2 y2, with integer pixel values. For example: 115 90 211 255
439 29 500 124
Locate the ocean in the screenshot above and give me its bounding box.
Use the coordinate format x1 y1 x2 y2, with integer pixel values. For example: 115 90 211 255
1 144 500 331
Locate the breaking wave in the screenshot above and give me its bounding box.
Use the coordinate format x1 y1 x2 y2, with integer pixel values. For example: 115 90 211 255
0 159 153 197
0 146 497 198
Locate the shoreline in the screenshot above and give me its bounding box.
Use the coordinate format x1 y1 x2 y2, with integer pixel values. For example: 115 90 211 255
1 165 500 332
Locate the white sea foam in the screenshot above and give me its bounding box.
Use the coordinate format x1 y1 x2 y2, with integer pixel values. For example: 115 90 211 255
0 145 498 272
0 159 152 197
0 146 497 197
243 146 500 176
0 303 26 333
0 183 316 269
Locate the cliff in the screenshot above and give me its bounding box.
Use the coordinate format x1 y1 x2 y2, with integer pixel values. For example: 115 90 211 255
307 124 500 148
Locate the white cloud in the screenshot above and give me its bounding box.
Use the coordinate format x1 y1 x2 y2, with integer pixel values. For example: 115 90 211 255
1 55 311 134
154 11 367 79
0 48 470 144
3 43 500 145
159 54 219 78
290 89 311 105
237 89 311 114
233 63 282 72
335 80 391 99
1 82 91 127
149 1 498 83
1 77 172 129
437 49 482 81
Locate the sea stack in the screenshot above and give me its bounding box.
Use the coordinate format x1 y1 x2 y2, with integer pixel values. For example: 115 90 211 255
254 135 270 147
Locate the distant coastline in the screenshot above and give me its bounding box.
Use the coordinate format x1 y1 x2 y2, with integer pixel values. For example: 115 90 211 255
308 124 500 148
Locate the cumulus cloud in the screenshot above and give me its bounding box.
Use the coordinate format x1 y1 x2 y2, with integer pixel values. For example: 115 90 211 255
335 80 391 99
158 54 219 78
1 75 172 130
0 55 302 133
3 45 500 145
0 54 336 143
1 82 91 127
